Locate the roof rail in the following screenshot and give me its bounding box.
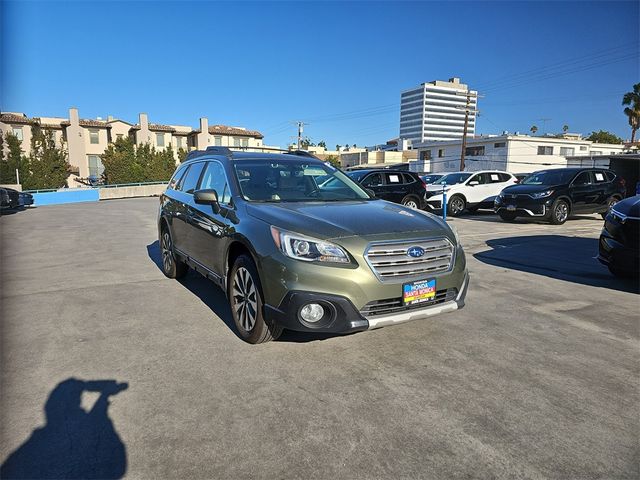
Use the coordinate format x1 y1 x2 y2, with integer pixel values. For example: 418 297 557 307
205 146 233 156
286 149 319 159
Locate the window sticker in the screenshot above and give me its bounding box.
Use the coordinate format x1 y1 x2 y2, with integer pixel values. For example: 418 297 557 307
594 172 604 181
303 167 327 176
389 174 400 183
490 174 499 181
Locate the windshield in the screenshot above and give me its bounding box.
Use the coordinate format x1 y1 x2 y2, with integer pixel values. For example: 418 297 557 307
234 160 371 202
435 173 472 185
421 174 443 183
522 170 576 186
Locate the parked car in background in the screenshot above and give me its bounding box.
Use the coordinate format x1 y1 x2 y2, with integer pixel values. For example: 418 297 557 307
424 170 517 216
0 188 11 211
158 147 468 343
0 187 33 211
495 168 624 225
346 169 427 209
598 195 639 278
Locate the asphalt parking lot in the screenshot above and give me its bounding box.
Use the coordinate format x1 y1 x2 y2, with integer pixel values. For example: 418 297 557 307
1 197 638 479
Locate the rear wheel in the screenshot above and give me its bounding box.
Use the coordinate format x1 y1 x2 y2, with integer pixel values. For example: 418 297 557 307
447 195 466 216
498 211 517 222
601 196 620 219
549 199 569 225
160 227 188 279
401 195 420 209
229 254 282 344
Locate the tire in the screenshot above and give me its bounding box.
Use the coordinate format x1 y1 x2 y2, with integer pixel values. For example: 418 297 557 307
601 196 620 219
160 226 188 279
447 195 466 217
498 211 517 222
229 254 283 344
608 265 638 279
401 195 420 210
549 199 570 225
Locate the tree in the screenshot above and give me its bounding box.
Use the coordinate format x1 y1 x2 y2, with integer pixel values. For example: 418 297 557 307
530 125 538 135
562 125 569 133
102 137 177 184
335 144 341 151
177 148 189 163
22 128 69 190
345 144 350 150
317 140 326 149
622 83 640 143
324 154 340 168
586 130 623 144
1 132 28 185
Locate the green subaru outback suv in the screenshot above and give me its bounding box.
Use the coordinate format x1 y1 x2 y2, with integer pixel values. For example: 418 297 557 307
158 147 468 343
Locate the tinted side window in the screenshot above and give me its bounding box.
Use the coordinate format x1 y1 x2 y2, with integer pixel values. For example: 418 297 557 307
487 172 505 183
362 173 383 187
572 171 592 186
199 161 231 204
498 173 512 182
402 173 416 184
178 162 206 194
605 171 616 182
468 173 487 184
385 172 404 185
592 170 608 183
168 164 188 190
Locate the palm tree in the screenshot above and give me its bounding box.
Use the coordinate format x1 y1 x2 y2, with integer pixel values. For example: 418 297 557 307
622 83 640 143
530 125 538 136
562 125 569 133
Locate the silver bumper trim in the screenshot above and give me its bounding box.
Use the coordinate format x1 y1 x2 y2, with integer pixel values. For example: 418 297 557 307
367 300 459 329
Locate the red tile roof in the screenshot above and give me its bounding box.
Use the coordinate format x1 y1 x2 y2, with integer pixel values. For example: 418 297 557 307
61 119 111 128
0 113 35 125
130 124 177 132
208 125 263 139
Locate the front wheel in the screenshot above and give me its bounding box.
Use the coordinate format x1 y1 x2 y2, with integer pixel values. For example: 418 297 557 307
601 196 620 219
447 195 466 217
401 195 420 209
229 254 282 344
549 199 570 225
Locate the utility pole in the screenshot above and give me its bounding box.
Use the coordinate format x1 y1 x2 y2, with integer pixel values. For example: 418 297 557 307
537 118 552 135
458 91 479 171
294 121 308 149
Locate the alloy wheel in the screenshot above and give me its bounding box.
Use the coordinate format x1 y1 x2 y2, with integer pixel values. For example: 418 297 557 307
555 203 568 222
450 197 464 215
232 267 258 332
404 199 418 209
161 231 174 273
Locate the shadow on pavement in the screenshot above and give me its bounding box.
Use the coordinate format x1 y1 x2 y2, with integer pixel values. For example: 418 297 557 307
1 378 128 479
147 241 353 343
448 210 603 224
474 235 639 294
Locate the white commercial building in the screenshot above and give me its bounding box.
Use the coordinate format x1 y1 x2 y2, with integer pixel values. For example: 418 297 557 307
412 134 626 174
400 77 477 145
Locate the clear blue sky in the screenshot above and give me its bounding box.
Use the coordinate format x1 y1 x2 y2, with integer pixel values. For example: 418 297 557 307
2 1 638 147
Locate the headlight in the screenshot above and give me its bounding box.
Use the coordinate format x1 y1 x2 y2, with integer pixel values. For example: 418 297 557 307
270 226 350 263
530 190 554 199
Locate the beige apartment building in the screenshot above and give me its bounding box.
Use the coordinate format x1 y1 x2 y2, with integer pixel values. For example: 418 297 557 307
0 108 267 182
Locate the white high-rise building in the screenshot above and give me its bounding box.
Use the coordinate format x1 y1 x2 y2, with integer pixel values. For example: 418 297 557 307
399 77 478 145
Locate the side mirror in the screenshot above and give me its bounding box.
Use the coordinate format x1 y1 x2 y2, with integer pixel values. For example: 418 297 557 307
365 188 376 198
194 189 220 214
468 181 479 186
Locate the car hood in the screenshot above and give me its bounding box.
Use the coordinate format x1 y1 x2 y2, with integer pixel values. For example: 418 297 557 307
500 184 561 195
245 199 450 241
612 195 640 217
425 184 461 193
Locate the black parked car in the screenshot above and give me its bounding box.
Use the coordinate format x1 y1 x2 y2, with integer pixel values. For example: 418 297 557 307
420 173 446 184
346 169 426 209
494 168 625 225
598 195 640 278
0 187 33 211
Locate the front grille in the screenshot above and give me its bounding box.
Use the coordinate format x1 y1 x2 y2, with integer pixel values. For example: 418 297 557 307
360 288 458 318
365 237 455 282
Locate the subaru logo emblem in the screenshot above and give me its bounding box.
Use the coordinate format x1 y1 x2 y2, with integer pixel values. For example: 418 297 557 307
407 246 425 258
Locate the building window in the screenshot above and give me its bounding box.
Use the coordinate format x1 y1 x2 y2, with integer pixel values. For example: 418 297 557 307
175 136 183 149
438 149 444 158
537 146 553 155
591 151 602 156
610 151 617 155
87 155 104 177
214 136 222 146
89 129 100 144
156 133 165 147
560 147 574 156
465 146 485 156
12 127 23 140
116 133 123 140
241 138 249 147
494 142 506 148
420 150 432 160
233 137 241 147
580 146 587 151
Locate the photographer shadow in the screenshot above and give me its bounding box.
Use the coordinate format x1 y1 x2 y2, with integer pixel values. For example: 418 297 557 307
1 378 128 479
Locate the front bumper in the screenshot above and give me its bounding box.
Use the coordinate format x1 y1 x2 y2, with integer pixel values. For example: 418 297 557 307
425 193 444 210
597 221 640 274
494 195 551 217
263 270 469 334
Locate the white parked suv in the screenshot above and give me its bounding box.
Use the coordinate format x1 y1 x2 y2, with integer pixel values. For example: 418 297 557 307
424 171 517 216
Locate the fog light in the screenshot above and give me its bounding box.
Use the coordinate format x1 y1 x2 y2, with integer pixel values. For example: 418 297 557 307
300 303 324 323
